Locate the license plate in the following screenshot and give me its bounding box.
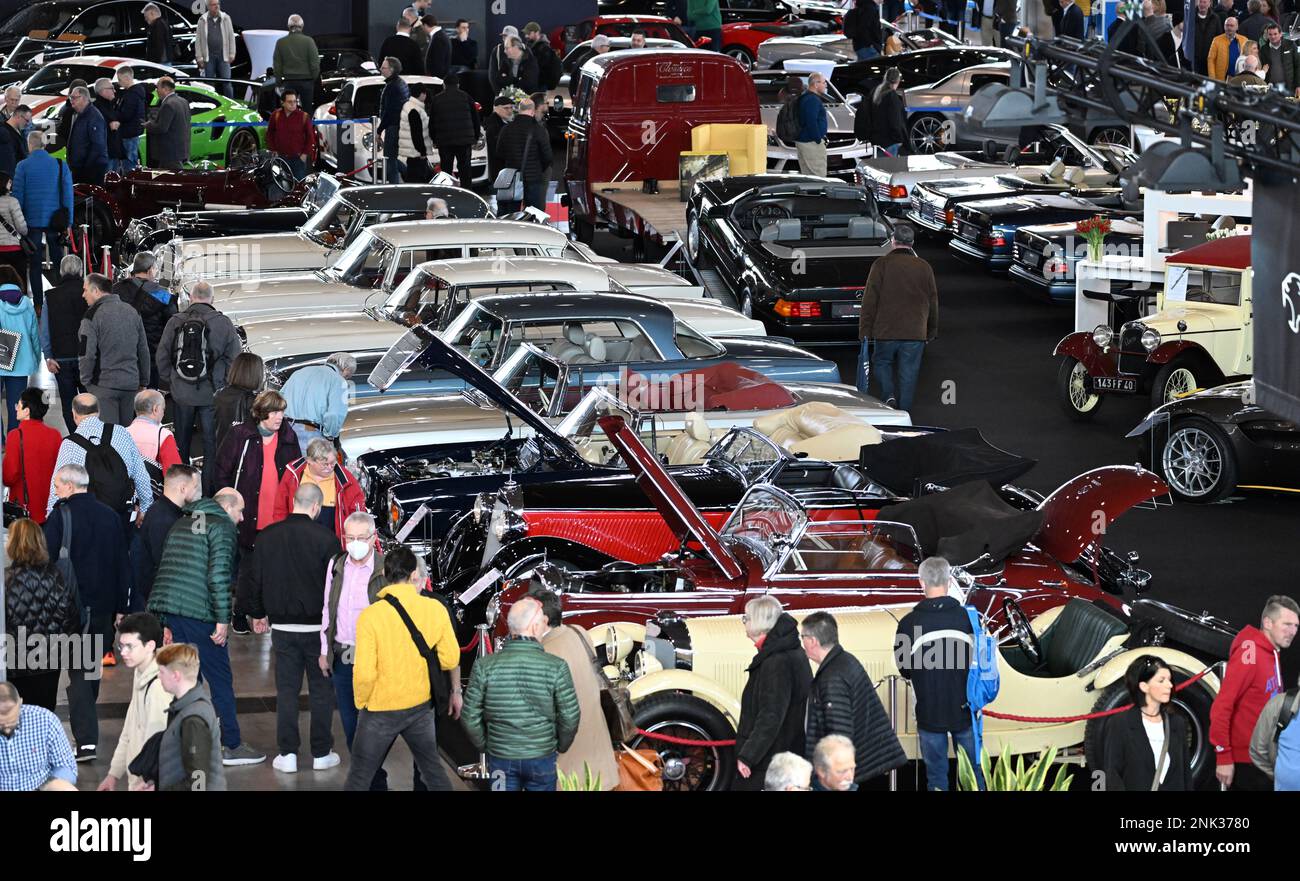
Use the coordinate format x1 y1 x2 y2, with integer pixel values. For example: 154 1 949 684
833 302 861 318
1092 376 1138 393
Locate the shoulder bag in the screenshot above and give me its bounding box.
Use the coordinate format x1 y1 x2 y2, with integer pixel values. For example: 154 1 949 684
1150 714 1169 791
50 159 70 231
0 204 34 256
615 745 664 792
383 593 451 710
492 125 534 203
565 624 638 744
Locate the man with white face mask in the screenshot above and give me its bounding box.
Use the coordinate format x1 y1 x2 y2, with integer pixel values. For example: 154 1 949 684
319 511 389 790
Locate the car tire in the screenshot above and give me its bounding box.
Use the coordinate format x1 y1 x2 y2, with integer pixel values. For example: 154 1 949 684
1056 357 1104 421
226 126 260 168
1157 416 1238 504
74 199 117 248
907 113 949 154
687 209 710 268
1150 358 1203 408
724 46 755 69
1083 673 1218 791
631 692 736 792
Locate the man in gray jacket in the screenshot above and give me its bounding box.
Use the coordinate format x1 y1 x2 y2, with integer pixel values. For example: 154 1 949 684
157 280 242 494
79 273 150 425
143 77 191 170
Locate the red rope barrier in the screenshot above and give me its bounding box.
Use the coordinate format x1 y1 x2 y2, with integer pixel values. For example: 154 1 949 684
636 728 736 748
460 632 480 653
982 665 1216 724
338 161 374 179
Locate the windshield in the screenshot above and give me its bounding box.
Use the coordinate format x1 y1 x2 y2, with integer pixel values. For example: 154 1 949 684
301 175 342 215
439 303 506 368
489 343 568 416
0 3 71 36
302 194 358 244
556 386 633 441
755 76 847 106
720 485 808 572
21 63 104 96
381 266 468 328
775 520 922 574
705 428 786 483
331 229 392 288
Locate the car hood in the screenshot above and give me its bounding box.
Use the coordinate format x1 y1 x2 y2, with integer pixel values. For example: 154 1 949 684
180 231 326 264
713 336 828 360
959 194 1113 226
218 277 365 319
863 153 993 176
1034 466 1168 562
605 263 703 298
669 299 766 337
243 312 401 360
340 391 524 460
1139 307 1226 337
598 413 744 580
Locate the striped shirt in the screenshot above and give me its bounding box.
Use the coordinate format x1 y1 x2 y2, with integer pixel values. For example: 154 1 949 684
0 704 78 791
46 416 154 516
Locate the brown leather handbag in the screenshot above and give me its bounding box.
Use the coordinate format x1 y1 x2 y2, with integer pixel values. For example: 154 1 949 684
615 746 663 792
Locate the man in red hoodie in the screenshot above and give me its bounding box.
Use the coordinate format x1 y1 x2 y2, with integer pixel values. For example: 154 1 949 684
1210 595 1299 790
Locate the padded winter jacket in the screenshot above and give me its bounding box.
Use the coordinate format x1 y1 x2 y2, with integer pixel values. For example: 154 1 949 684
734 614 814 784
268 458 367 542
14 149 73 230
805 643 907 783
429 85 480 148
147 497 238 624
462 636 580 759
3 562 80 638
66 104 108 174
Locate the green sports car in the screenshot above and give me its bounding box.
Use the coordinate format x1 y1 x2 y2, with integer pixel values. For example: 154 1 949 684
38 81 266 168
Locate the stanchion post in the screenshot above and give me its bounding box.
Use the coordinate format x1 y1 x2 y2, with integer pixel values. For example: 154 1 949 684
100 244 112 279
457 623 492 782
370 114 380 183
887 674 898 792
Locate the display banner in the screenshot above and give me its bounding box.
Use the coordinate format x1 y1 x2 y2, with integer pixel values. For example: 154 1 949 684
1251 168 1300 425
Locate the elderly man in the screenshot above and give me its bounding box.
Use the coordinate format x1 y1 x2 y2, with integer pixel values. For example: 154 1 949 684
126 389 181 474
1208 16 1249 79
1228 53 1266 83
495 97 552 213
196 0 237 98
0 85 20 122
462 594 581 791
426 197 449 219
802 611 906 787
0 102 30 176
795 72 829 178
279 351 356 450
274 15 321 109
763 752 813 791
0 682 79 791
734 595 813 790
269 436 367 541
132 463 200 612
811 734 858 791
489 35 540 94
44 461 134 763
48 393 153 517
15 130 72 306
144 3 172 64
115 66 147 172
143 77 191 171
91 78 122 172
65 86 108 184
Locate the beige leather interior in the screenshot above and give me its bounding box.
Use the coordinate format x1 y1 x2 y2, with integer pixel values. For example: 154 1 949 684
663 412 714 466
752 401 882 462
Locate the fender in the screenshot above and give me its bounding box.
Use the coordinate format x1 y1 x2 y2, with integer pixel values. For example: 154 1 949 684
75 187 125 229
489 537 617 576
1034 465 1168 562
1147 339 1221 380
629 669 742 728
1090 647 1221 696
585 621 649 651
1053 331 1119 376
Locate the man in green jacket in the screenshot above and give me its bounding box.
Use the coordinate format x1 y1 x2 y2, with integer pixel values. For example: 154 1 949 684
688 0 723 53
462 596 580 791
148 488 266 767
273 14 322 109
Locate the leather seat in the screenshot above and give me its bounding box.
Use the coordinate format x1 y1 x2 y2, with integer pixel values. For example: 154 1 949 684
571 335 606 365
664 412 715 465
860 536 916 571
832 464 866 490
550 323 587 362
753 401 883 462
847 216 888 239
1039 598 1129 677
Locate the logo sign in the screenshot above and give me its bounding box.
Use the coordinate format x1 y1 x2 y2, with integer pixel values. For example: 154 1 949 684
655 61 694 80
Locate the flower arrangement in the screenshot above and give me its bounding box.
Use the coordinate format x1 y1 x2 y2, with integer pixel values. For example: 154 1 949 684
1076 214 1112 263
496 86 529 108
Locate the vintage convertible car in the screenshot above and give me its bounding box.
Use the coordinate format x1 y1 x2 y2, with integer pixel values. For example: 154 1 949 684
1009 218 1145 303
753 70 866 180
598 0 843 27
948 193 1133 272
685 175 891 343
1055 236 1253 417
1127 381 1300 503
485 415 1233 790
755 32 855 68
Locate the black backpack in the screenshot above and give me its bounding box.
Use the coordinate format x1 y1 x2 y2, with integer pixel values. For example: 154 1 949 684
172 312 213 384
66 424 134 513
776 94 802 144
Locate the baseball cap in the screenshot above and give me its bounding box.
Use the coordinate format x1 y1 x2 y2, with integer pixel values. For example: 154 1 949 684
501 24 519 39
493 95 515 107
523 21 541 34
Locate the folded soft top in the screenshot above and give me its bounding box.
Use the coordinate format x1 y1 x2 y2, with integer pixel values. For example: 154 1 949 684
858 427 1035 497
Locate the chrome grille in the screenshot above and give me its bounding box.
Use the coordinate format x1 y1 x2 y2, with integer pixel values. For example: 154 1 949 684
1117 323 1146 375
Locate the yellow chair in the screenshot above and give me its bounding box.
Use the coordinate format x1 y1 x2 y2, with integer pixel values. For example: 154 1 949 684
690 124 767 176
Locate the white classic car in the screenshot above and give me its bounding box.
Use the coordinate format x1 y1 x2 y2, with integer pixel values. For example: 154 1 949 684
314 75 489 185
215 222 707 323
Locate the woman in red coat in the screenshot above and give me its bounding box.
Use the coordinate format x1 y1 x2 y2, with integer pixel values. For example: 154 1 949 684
2 388 62 523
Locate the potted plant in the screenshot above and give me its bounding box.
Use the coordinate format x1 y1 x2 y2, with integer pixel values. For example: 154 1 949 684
1076 214 1112 263
956 744 1075 791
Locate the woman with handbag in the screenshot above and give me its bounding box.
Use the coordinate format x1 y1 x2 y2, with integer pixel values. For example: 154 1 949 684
0 271 40 432
214 352 265 453
3 517 81 711
3 387 61 522
1101 655 1191 791
0 171 29 284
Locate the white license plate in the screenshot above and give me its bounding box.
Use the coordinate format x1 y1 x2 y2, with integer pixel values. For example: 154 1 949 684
833 302 861 318
1092 376 1138 393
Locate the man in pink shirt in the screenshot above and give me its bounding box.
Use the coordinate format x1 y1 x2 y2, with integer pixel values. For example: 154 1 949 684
319 511 387 789
127 389 181 474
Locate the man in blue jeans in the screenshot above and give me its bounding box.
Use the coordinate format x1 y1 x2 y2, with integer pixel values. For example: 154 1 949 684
856 222 938 412
894 556 985 790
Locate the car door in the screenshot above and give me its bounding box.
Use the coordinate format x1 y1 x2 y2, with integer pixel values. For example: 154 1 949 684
107 1 152 60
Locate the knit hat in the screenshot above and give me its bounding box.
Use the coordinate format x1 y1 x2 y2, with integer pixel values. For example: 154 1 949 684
523 21 541 34
493 95 515 107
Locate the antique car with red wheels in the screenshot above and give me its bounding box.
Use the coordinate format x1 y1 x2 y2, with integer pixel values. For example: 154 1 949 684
479 415 1234 790
1054 235 1254 419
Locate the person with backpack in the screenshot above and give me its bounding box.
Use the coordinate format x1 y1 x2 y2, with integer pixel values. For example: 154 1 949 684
240 482 342 774
114 252 177 390
78 272 150 426
46 393 153 524
1101 654 1190 790
14 130 73 307
795 73 830 178
894 556 983 790
43 462 133 764
156 279 241 495
126 389 181 493
1250 674 1300 789
775 75 804 148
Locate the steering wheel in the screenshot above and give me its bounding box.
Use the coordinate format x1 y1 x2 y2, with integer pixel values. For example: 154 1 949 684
1001 598 1042 667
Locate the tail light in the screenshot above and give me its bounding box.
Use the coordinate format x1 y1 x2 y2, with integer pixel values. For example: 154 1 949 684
979 233 1006 247
889 185 907 199
774 299 822 318
328 105 336 115
1047 258 1069 276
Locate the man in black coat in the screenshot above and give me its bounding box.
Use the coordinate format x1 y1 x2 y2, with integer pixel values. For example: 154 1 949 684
377 57 410 184
424 15 452 78
378 20 425 78
524 23 562 90
489 35 540 95
144 3 173 65
733 597 814 791
484 96 513 185
428 72 480 187
1186 0 1224 74
0 105 29 176
895 556 981 791
802 611 907 787
494 97 552 213
1058 0 1086 38
131 464 200 611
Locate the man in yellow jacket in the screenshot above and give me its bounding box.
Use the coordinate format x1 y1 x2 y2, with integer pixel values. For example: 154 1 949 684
343 546 460 791
1208 17 1249 80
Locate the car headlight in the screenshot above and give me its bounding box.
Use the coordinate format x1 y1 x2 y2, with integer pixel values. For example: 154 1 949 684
1140 328 1161 352
1092 325 1113 348
472 493 488 523
361 130 373 150
484 592 501 628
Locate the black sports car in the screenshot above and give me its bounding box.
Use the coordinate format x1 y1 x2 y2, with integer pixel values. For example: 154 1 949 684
685 174 891 344
1009 218 1145 303
948 192 1134 271
1127 382 1300 504
830 46 1016 101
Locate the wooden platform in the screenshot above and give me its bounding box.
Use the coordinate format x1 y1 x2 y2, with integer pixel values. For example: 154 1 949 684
592 181 690 246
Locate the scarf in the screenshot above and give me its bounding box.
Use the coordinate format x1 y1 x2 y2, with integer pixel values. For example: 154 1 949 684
257 424 276 438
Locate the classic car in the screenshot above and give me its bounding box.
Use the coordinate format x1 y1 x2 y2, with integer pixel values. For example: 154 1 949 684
1127 381 1300 503
1055 235 1253 417
829 46 1016 107
559 35 685 81
74 153 309 245
314 75 488 186
0 1 200 70
158 184 490 287
755 32 855 68
685 175 891 343
752 70 867 179
881 21 966 52
14 55 178 115
720 20 839 69
484 414 1232 790
948 193 1133 271
597 0 844 27
1009 218 1145 303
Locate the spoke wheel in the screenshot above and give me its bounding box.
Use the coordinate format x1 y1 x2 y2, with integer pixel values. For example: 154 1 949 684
1154 364 1197 405
1056 357 1103 421
1089 126 1131 147
725 46 755 69
908 114 947 154
1159 418 1236 503
226 127 260 168
631 692 736 791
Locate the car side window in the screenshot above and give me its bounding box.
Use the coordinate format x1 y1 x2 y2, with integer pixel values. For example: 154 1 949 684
968 73 1007 93
777 522 921 574
1182 269 1242 307
119 3 147 36
674 320 724 359
181 90 220 114
467 245 546 257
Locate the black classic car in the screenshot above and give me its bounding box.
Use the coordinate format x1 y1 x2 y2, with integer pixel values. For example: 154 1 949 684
830 46 1016 101
1127 381 1300 503
949 193 1134 271
685 175 891 344
1009 218 1145 303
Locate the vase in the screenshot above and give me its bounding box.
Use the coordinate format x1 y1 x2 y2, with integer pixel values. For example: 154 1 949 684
1088 240 1104 263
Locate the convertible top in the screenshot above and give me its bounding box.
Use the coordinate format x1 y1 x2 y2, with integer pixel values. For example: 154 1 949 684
857 427 1036 496
882 480 1044 566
